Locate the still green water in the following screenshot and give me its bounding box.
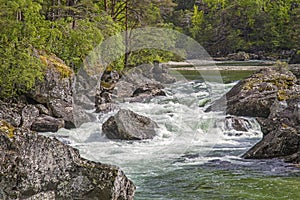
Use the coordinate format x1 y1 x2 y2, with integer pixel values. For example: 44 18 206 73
172 70 254 83
136 160 300 200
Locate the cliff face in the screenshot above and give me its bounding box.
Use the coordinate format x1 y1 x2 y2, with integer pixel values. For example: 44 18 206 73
0 120 135 199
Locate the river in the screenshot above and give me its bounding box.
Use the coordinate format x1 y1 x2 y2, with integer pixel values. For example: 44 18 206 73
41 66 300 200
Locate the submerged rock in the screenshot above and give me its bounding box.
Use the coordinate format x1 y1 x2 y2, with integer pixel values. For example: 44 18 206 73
220 116 261 137
0 120 135 199
102 109 158 140
224 116 253 132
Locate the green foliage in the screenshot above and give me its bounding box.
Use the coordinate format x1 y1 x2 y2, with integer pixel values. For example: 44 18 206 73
170 0 300 56
2 0 299 99
0 45 44 98
128 49 182 67
190 5 204 38
52 19 103 71
0 0 45 98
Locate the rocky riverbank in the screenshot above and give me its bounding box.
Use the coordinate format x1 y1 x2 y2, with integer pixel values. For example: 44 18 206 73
206 63 300 164
0 120 135 199
0 54 136 199
0 54 92 132
95 62 175 113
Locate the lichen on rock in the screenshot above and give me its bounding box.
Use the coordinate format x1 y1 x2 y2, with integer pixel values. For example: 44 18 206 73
206 66 300 164
0 122 135 199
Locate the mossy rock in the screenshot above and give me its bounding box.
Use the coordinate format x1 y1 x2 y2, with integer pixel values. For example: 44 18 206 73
101 81 115 90
0 120 15 139
40 54 73 78
277 90 288 101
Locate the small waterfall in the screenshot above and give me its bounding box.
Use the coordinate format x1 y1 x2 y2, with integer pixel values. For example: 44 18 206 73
221 116 262 137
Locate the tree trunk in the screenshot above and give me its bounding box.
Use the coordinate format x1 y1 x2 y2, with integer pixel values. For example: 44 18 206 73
104 0 108 12
124 0 129 67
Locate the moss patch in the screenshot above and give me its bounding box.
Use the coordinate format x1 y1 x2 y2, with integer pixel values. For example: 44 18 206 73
40 54 73 78
0 120 15 138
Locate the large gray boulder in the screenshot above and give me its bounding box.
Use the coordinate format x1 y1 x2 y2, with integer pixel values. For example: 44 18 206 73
206 67 299 117
102 109 158 140
206 67 300 164
0 120 135 199
27 54 91 129
21 105 40 129
243 96 300 162
0 100 23 127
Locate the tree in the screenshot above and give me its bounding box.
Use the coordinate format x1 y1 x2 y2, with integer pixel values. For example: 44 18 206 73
0 0 45 98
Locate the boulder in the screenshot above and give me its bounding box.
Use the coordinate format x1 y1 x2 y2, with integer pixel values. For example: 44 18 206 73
206 68 300 117
28 61 73 104
206 67 300 163
113 70 166 101
0 101 23 127
224 116 252 132
289 51 300 64
152 63 176 84
132 83 166 97
0 120 135 199
243 126 300 159
49 99 75 129
27 54 91 129
102 109 158 140
49 99 94 129
21 105 39 128
35 104 51 115
31 115 65 132
227 52 250 61
73 68 99 110
95 63 174 113
242 96 300 161
74 94 95 110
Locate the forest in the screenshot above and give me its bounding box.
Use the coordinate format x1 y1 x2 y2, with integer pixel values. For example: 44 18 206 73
0 0 300 98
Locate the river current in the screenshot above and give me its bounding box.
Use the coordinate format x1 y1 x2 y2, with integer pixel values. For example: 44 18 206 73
42 71 300 200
